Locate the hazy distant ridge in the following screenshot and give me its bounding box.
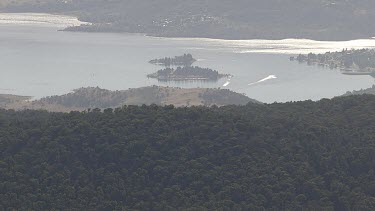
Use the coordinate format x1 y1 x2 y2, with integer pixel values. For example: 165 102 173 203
2 0 375 40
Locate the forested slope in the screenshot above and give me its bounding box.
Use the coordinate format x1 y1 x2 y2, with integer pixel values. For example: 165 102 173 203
2 0 375 40
1 95 375 210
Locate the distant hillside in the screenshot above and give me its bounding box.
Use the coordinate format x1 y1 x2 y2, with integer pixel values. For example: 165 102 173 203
343 85 375 96
2 0 375 40
2 86 258 112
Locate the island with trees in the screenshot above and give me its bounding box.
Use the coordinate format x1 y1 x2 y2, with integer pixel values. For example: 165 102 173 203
147 66 230 81
149 54 196 66
290 48 375 77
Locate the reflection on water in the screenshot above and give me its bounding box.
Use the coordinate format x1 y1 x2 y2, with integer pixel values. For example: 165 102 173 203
173 38 375 54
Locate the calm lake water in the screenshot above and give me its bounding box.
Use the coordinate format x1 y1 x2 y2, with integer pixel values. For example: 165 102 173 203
1 13 375 103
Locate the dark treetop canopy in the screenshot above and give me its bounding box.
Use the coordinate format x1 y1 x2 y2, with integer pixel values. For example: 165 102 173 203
1 95 375 210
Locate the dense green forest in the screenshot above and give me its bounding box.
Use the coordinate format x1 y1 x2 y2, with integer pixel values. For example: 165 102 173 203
1 95 375 210
3 0 375 40
292 49 375 72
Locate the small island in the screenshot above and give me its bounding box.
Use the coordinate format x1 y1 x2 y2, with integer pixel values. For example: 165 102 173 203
290 48 375 77
147 66 230 81
149 54 196 66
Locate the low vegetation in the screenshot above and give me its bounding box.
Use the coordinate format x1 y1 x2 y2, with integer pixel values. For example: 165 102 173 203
0 94 30 107
1 86 256 112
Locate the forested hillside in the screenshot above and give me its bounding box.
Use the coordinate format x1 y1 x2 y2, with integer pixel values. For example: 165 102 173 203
1 95 375 210
2 0 375 40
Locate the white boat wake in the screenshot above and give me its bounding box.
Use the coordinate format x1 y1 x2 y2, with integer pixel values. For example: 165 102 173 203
222 76 232 87
248 75 277 86
223 81 230 87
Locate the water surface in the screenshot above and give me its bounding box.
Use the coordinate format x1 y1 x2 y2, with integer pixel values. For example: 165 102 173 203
1 13 374 103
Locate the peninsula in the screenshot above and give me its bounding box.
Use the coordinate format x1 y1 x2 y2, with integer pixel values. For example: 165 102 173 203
290 49 375 77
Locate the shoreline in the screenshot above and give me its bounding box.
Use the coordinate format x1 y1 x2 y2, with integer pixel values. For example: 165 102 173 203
0 12 88 27
63 18 374 42
1 12 375 45
64 24 375 43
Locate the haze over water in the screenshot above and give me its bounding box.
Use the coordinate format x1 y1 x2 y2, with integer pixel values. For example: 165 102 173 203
1 13 375 103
